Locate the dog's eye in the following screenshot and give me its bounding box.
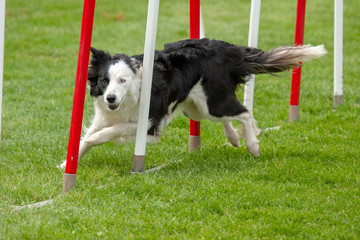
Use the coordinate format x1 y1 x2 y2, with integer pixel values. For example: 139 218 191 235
101 79 109 85
120 79 126 84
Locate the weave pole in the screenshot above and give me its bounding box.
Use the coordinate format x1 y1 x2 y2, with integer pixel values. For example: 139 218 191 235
333 0 343 109
0 0 5 142
63 0 96 193
289 0 306 122
199 6 205 39
189 0 201 151
243 0 261 113
132 0 160 173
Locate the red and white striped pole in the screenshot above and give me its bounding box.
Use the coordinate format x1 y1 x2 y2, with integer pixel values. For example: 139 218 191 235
63 0 96 193
189 0 201 151
289 0 306 122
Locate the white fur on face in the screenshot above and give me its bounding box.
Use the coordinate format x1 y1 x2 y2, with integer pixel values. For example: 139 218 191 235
103 61 139 111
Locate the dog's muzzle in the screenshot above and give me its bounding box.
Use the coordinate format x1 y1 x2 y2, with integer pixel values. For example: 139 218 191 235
106 94 119 110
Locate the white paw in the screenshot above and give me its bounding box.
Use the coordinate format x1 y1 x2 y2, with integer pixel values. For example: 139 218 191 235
254 126 261 136
84 136 97 145
247 140 260 157
225 131 240 147
57 161 66 169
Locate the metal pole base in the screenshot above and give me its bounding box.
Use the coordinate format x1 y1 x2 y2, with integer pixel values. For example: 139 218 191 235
131 154 145 173
189 135 201 152
333 95 343 109
289 105 300 122
63 174 77 194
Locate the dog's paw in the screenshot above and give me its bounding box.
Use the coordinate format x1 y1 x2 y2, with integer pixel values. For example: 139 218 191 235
225 131 240 147
247 140 260 157
84 136 97 145
57 160 67 169
255 126 261 136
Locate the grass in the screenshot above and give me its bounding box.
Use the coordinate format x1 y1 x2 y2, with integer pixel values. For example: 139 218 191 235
1 0 360 239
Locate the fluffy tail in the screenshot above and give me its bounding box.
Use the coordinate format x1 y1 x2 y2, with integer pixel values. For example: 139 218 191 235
248 44 327 74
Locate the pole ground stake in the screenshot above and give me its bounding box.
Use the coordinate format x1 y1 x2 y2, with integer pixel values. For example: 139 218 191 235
289 105 300 122
333 95 343 109
131 155 145 173
63 174 77 194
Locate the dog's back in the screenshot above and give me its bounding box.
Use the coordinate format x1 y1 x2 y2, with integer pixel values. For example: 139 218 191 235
161 38 326 80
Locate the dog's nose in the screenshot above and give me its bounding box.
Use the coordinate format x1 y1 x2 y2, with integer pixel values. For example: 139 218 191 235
106 94 116 103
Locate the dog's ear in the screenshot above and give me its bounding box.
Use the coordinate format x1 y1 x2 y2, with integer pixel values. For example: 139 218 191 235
87 47 111 97
130 57 143 78
90 47 112 67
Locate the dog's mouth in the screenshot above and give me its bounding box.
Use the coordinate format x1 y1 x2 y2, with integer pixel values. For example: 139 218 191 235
108 103 120 110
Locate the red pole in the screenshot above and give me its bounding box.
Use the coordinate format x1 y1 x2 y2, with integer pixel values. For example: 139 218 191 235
63 0 96 192
289 0 306 121
189 0 201 150
190 0 200 39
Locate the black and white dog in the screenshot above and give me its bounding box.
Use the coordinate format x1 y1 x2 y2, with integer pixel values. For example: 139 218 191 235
59 38 326 168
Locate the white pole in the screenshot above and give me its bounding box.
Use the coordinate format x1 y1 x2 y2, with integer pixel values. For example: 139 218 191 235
333 0 343 109
243 0 261 113
0 0 6 141
200 6 205 39
132 0 160 172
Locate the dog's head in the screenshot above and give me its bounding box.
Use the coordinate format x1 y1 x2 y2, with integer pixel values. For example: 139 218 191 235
88 47 143 111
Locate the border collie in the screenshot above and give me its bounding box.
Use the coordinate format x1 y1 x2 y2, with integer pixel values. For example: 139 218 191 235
59 38 326 169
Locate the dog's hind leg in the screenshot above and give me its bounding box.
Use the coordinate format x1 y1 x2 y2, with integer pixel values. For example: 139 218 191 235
240 119 261 139
205 92 259 155
234 112 260 157
223 122 240 147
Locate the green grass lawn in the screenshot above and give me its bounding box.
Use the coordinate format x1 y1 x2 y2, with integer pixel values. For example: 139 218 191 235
1 0 360 239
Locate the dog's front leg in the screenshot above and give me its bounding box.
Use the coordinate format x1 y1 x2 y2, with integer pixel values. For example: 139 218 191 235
58 140 93 169
58 119 104 169
85 122 138 146
78 140 92 160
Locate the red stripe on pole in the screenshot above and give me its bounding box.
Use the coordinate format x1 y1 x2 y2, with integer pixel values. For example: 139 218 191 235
290 66 302 105
189 0 200 136
290 0 306 106
190 0 200 39
65 0 96 175
190 119 200 136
